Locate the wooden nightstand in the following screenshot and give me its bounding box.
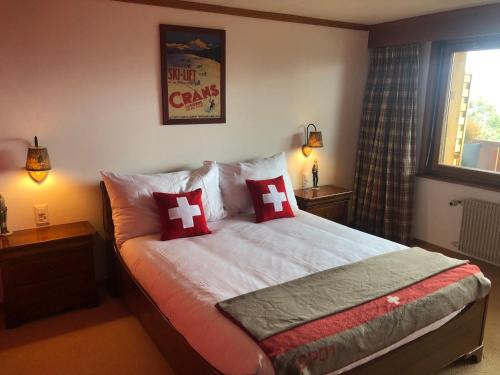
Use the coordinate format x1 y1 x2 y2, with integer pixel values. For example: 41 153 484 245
0 221 98 328
295 185 352 225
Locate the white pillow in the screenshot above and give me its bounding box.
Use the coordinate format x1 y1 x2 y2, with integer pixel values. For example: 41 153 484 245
205 153 298 216
101 163 226 247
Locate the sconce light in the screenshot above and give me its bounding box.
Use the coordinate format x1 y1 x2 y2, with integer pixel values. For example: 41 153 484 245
302 123 324 157
26 136 51 183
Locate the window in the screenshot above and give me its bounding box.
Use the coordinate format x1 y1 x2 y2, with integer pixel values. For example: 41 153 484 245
422 37 500 189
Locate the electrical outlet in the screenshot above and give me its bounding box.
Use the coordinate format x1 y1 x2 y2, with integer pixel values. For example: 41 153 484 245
34 204 49 226
302 173 309 189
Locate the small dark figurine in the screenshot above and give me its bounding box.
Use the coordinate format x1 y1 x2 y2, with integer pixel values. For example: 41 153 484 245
312 159 319 190
0 193 13 236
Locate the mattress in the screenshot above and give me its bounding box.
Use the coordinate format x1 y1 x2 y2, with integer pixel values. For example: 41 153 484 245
120 211 462 374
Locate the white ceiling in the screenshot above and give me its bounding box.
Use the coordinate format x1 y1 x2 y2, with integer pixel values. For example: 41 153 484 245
192 0 500 25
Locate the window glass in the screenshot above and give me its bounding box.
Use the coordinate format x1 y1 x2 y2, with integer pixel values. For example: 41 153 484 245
439 49 500 174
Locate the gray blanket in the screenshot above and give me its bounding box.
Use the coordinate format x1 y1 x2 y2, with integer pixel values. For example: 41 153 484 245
216 248 491 374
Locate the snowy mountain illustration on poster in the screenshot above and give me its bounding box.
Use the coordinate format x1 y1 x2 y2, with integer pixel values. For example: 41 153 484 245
160 25 226 125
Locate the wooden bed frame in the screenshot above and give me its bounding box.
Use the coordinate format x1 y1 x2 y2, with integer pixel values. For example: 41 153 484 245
100 182 489 375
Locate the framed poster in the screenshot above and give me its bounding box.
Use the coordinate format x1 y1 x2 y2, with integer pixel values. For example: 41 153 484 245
160 24 226 125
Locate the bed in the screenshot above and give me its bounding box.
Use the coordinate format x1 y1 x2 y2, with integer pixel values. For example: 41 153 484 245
100 181 489 375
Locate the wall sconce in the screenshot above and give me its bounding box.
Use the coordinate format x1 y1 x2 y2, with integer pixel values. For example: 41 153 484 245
302 124 324 190
26 136 51 183
302 123 323 157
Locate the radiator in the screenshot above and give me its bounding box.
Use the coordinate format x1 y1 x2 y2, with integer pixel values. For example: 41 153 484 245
459 198 500 265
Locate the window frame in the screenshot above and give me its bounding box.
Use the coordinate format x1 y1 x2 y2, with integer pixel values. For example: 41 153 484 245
420 35 500 190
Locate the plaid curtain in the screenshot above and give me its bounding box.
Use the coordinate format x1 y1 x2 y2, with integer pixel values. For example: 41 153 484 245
351 44 419 245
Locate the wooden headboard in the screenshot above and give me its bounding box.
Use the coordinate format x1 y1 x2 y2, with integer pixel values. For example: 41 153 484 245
99 181 120 296
99 181 115 245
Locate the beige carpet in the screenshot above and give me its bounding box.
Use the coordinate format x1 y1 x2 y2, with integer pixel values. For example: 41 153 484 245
0 254 498 375
0 292 174 375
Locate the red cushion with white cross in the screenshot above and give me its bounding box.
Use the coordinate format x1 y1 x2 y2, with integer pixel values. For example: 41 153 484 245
246 176 295 223
153 189 211 241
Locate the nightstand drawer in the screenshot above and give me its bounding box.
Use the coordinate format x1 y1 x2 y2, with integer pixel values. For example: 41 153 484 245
0 222 98 328
14 291 94 323
6 245 93 287
8 275 96 323
295 185 352 225
307 201 348 224
13 273 93 303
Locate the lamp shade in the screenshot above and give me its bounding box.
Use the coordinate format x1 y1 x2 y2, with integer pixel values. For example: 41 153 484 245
26 147 51 171
26 137 51 183
26 146 51 171
307 131 323 148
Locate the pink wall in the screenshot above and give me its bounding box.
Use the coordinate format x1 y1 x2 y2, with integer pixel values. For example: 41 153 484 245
0 0 369 283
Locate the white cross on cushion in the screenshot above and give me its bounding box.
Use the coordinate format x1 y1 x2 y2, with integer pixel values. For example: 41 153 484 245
168 197 202 229
387 295 400 305
262 184 287 212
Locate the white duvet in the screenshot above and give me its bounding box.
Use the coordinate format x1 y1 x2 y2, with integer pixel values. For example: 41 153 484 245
120 211 459 374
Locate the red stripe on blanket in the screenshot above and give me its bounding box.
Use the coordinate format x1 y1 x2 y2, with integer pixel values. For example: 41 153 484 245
261 263 480 358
